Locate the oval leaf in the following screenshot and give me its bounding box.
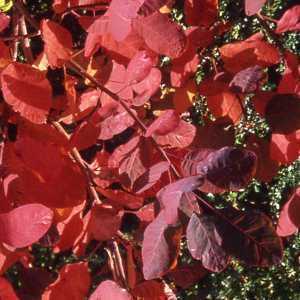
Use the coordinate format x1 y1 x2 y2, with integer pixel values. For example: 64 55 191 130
0 204 53 248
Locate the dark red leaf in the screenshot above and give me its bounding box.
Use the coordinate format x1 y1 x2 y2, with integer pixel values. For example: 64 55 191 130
183 147 257 193
1 63 52 124
16 266 54 300
142 212 182 280
187 213 230 272
90 280 133 300
134 12 186 59
0 204 53 248
265 94 300 134
216 208 283 266
229 65 264 93
168 262 207 289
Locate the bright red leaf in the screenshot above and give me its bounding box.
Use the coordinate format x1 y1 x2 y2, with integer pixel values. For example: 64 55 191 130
41 20 73 68
0 277 19 300
42 262 90 300
1 63 52 124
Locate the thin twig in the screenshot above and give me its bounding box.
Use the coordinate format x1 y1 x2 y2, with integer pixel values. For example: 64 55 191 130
112 240 127 288
11 8 20 61
105 248 119 283
19 15 34 63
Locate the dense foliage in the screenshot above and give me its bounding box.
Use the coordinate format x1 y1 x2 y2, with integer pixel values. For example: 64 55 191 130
0 0 299 299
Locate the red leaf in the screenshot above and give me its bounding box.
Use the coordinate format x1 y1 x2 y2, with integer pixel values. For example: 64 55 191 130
245 0 267 16
42 262 90 300
157 176 203 225
0 277 19 300
0 204 53 248
8 133 86 208
1 63 52 124
207 91 243 124
90 280 133 300
184 0 218 27
69 121 100 151
171 27 213 87
107 0 142 41
186 213 230 272
41 20 73 68
145 110 180 137
133 161 170 194
53 207 84 253
142 212 182 280
270 130 300 165
97 108 136 141
132 280 175 299
220 34 280 73
0 13 10 33
89 205 123 240
126 50 156 84
134 12 187 59
132 68 162 106
97 187 144 209
277 188 300 237
0 245 28 275
276 5 300 33
155 120 196 148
